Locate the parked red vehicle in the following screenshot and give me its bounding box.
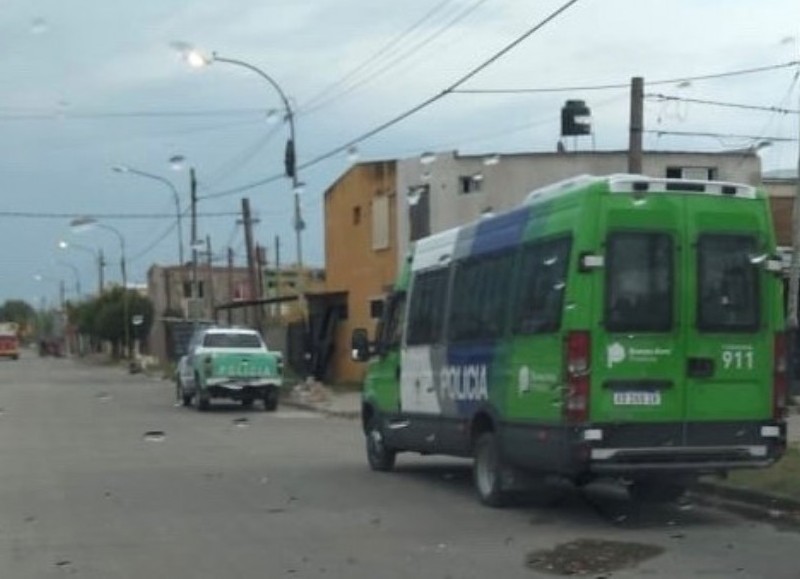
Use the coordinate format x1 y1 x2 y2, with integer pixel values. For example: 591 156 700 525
0 323 20 360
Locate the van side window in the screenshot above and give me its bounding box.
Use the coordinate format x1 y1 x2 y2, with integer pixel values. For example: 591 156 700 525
448 252 514 342
514 237 572 334
697 235 759 332
380 292 407 349
606 232 672 332
406 270 448 346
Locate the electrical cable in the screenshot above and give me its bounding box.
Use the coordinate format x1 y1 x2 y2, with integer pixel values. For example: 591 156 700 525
301 0 489 116
299 0 454 111
644 129 798 142
645 93 800 115
449 60 800 94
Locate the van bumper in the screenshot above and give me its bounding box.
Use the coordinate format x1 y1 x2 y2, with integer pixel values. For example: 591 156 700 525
573 420 786 474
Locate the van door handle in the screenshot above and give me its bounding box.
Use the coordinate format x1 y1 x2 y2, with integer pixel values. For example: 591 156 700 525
687 357 714 378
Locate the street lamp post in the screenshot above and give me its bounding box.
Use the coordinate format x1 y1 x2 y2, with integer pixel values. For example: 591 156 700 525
112 165 185 265
56 260 82 300
70 218 129 358
185 49 306 291
59 240 105 295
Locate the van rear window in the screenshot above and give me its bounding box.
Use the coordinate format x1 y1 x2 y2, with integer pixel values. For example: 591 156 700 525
606 232 673 332
697 235 759 332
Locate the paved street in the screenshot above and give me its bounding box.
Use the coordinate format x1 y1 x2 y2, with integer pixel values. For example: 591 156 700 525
0 352 798 578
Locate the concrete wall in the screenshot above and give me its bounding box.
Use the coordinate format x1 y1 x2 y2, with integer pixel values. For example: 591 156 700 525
324 161 398 383
396 150 761 261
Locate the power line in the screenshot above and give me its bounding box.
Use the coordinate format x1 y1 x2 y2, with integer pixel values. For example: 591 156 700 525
129 219 181 263
0 210 244 220
644 129 798 142
0 107 270 121
646 93 800 115
199 0 583 200
199 124 284 190
301 0 489 116
299 0 454 111
449 60 800 94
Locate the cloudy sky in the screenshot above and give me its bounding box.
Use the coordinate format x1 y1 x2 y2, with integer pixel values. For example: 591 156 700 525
1 0 798 306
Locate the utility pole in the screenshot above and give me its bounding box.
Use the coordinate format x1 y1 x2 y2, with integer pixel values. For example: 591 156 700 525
275 235 281 319
206 235 215 323
227 247 234 326
628 76 644 174
241 198 260 332
59 280 65 310
190 168 199 322
256 244 267 325
788 81 800 330
98 250 105 295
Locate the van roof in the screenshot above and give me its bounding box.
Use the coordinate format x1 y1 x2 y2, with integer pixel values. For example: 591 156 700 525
409 174 761 273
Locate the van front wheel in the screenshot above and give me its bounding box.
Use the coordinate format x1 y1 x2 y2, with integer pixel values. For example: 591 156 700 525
366 419 396 472
473 432 509 508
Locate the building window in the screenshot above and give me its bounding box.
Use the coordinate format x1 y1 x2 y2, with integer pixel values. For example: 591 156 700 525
370 298 384 319
666 166 717 180
353 205 362 225
459 175 483 194
182 281 205 298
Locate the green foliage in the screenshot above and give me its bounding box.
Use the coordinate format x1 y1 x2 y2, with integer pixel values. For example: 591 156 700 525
72 289 155 348
0 299 35 326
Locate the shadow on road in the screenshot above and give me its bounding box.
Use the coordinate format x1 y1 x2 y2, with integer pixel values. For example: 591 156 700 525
392 461 728 531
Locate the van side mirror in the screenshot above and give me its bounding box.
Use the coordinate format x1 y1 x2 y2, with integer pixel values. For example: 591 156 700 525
351 328 370 362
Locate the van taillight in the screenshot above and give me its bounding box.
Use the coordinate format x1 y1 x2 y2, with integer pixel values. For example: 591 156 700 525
565 331 591 423
773 332 788 421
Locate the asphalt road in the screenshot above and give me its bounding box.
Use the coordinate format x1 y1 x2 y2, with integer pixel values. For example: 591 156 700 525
0 352 798 578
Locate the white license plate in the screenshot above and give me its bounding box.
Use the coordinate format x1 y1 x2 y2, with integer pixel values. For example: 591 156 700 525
613 391 661 406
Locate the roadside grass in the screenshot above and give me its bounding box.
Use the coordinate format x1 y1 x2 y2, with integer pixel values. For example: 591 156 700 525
722 444 800 500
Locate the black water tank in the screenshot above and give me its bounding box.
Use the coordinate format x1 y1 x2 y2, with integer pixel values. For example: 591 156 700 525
561 100 592 136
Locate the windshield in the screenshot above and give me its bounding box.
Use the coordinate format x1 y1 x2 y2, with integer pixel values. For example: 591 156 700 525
202 333 263 349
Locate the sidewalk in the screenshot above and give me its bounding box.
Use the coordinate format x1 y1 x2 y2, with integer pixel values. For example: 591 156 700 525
282 382 361 419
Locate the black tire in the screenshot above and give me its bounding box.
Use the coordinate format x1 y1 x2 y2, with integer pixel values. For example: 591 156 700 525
263 388 278 412
473 432 509 508
628 479 687 504
365 417 396 472
241 397 254 409
176 379 192 407
196 388 210 412
12 355 18 361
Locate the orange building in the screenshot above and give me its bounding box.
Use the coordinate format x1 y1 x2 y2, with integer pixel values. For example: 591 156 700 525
319 161 398 384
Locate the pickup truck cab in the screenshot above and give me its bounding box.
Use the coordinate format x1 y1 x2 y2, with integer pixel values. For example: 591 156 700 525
176 327 283 411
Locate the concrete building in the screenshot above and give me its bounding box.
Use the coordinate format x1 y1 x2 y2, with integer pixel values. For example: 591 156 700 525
146 263 325 365
762 169 797 247
321 149 764 384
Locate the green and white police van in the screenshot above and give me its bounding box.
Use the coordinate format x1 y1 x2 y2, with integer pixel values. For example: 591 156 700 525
351 174 788 506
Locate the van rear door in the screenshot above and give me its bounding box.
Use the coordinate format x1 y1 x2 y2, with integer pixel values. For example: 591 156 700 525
683 202 773 426
590 195 687 435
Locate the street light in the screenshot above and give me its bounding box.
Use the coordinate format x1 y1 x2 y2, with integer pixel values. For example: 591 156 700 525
182 47 306 275
69 217 130 357
112 164 185 265
58 240 105 295
56 260 82 300
33 274 66 309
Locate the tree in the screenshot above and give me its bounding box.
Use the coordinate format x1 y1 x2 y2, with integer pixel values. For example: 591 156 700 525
0 299 35 326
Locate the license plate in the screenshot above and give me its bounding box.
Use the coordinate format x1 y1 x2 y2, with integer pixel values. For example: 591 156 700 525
613 391 661 406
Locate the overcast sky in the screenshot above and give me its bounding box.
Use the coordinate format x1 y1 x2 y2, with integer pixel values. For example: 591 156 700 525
1 0 798 306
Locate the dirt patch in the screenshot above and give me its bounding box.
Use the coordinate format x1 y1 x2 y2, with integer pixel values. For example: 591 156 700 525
525 538 664 575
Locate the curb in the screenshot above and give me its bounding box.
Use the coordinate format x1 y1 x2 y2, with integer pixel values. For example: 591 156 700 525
690 481 800 527
280 398 361 420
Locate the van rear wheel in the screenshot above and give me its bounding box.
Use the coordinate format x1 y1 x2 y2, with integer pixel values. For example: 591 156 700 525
473 432 509 508
366 418 396 472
